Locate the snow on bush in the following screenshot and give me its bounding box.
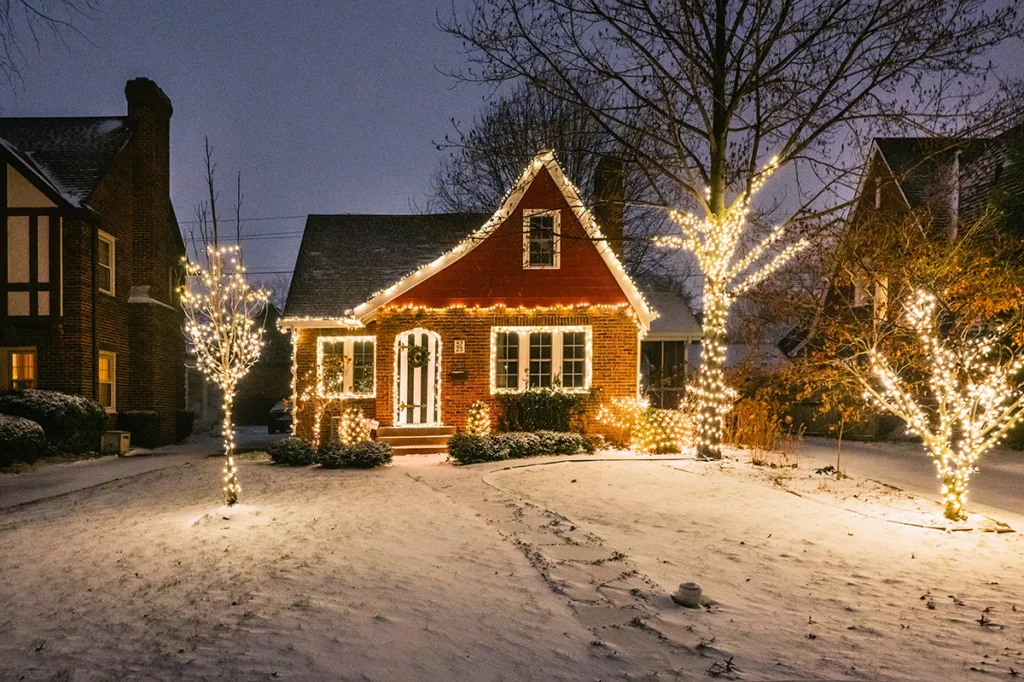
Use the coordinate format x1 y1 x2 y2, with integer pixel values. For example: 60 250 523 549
0 390 106 454
317 440 393 469
0 414 46 466
448 431 587 465
267 437 317 466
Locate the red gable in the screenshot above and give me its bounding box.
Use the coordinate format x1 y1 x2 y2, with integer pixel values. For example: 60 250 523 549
391 168 629 309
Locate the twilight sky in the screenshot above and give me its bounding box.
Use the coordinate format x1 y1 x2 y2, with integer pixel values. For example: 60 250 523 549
1 0 487 282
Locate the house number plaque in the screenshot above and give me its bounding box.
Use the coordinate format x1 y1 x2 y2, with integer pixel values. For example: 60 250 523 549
454 339 466 354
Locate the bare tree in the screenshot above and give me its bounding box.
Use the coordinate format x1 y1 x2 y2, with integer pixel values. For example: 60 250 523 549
441 0 1022 458
0 0 97 92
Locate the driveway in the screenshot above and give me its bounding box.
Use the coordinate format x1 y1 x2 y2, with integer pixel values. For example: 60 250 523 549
0 426 283 509
796 436 1024 516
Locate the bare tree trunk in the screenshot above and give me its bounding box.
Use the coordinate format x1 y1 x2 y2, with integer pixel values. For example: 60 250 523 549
835 417 846 480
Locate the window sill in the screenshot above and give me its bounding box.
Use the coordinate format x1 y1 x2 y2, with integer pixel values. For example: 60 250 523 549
491 387 590 395
99 289 116 298
522 264 560 270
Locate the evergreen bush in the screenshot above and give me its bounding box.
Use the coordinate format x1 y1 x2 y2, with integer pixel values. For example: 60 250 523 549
116 410 161 448
448 431 586 465
0 390 106 454
496 388 585 432
447 433 499 464
268 437 317 466
345 441 393 469
0 414 46 466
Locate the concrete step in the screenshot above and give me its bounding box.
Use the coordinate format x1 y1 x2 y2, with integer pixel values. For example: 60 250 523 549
389 443 450 456
377 425 456 437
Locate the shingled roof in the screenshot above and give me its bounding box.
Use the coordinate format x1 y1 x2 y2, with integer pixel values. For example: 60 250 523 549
283 213 490 320
0 116 133 207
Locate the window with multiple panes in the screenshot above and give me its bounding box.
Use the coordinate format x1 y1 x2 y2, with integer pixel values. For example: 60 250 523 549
98 351 116 411
492 327 590 392
495 331 519 389
523 209 559 269
6 214 53 317
98 231 115 295
7 349 36 390
317 337 376 396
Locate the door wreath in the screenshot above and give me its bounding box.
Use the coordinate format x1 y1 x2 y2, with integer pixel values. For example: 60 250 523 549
406 342 432 369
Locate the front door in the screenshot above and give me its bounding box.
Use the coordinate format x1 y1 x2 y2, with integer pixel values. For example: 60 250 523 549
394 329 441 425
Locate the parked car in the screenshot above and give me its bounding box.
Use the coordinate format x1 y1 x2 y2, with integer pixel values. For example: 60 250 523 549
268 400 292 434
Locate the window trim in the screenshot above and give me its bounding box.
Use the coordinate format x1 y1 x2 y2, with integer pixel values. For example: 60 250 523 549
3 346 37 391
317 335 377 398
97 350 116 412
490 326 592 394
97 230 115 296
522 208 561 270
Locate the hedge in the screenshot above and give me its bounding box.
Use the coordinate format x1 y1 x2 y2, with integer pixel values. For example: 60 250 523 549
0 414 46 466
496 389 586 432
318 440 393 469
0 390 106 454
268 437 317 466
116 410 161 448
448 430 587 465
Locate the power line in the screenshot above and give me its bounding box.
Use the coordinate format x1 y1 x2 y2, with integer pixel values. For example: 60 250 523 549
178 214 308 225
183 231 305 241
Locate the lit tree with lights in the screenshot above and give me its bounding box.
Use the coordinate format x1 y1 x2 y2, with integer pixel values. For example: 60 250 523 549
181 140 268 505
858 290 1024 521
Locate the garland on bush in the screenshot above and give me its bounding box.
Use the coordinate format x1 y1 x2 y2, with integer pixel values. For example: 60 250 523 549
465 401 492 436
337 406 371 445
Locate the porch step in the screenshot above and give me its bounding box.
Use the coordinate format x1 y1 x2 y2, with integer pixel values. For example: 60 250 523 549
377 425 456 456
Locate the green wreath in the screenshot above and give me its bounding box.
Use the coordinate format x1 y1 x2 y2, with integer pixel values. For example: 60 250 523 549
408 342 432 369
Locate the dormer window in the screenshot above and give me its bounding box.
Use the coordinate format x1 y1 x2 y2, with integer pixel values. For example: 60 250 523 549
523 209 560 269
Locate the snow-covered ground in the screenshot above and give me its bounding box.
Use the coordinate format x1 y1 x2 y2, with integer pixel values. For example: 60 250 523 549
2 446 1022 680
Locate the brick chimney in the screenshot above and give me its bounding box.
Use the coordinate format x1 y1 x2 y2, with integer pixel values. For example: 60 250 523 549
593 156 624 259
125 77 173 297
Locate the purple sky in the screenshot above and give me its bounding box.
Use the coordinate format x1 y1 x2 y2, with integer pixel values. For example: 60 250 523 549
2 0 487 280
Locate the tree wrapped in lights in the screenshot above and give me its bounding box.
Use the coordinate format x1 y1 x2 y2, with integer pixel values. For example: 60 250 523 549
180 140 268 505
655 159 807 459
465 401 492 436
860 290 1024 521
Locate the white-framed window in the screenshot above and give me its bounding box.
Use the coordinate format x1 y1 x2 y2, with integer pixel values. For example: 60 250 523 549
317 336 376 397
490 326 592 393
3 347 37 390
522 208 560 269
98 351 116 411
97 230 115 296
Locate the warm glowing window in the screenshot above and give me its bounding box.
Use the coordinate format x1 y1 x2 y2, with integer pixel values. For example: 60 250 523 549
98 351 116 411
8 350 36 390
491 326 591 393
523 209 560 269
317 336 376 397
98 231 115 295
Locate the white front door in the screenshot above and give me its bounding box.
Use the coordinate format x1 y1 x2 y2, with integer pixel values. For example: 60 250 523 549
394 329 441 425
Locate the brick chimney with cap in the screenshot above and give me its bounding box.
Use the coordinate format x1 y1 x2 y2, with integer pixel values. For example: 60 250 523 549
593 156 624 260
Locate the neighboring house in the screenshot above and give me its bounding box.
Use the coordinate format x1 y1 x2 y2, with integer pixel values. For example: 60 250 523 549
282 150 694 452
0 78 186 443
637 282 702 408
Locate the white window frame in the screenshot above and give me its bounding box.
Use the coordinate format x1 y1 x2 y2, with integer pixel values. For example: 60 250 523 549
317 336 376 398
522 208 560 270
98 350 116 412
490 326 592 394
98 230 115 296
2 346 37 390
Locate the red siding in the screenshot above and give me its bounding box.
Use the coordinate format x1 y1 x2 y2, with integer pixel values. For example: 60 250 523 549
391 168 629 308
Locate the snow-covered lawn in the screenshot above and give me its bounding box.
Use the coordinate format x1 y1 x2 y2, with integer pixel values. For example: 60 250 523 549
2 447 1022 680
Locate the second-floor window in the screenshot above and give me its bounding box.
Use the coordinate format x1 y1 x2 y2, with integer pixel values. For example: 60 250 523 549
98 230 115 296
6 215 52 317
523 209 560 269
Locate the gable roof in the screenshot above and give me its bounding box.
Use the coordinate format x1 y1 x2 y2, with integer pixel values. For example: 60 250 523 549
0 116 133 207
347 150 656 329
641 287 702 340
283 212 489 322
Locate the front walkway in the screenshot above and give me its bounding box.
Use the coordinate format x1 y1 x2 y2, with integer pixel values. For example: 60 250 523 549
0 426 283 509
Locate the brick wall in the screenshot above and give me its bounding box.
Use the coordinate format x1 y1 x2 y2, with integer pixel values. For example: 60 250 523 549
291 305 640 439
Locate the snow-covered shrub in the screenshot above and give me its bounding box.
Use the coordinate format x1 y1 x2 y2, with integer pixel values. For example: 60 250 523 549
116 410 161 448
175 410 196 443
0 390 106 454
534 430 586 455
316 441 349 469
268 437 316 466
0 414 46 466
583 434 605 453
491 432 542 459
344 441 393 469
496 388 585 432
447 434 500 464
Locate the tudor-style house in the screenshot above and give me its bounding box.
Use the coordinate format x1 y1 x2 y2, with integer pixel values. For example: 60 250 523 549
0 78 186 443
282 151 700 453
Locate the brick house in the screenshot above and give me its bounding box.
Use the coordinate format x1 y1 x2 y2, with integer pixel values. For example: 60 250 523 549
0 78 186 443
281 151 687 453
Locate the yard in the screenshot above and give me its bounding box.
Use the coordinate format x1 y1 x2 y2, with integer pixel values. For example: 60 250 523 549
2 447 1022 680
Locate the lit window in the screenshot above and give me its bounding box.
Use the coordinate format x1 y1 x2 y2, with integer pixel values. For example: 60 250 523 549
528 332 553 388
9 350 36 390
317 337 376 397
495 332 519 389
523 209 560 269
98 351 116 411
98 231 115 296
561 331 586 389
